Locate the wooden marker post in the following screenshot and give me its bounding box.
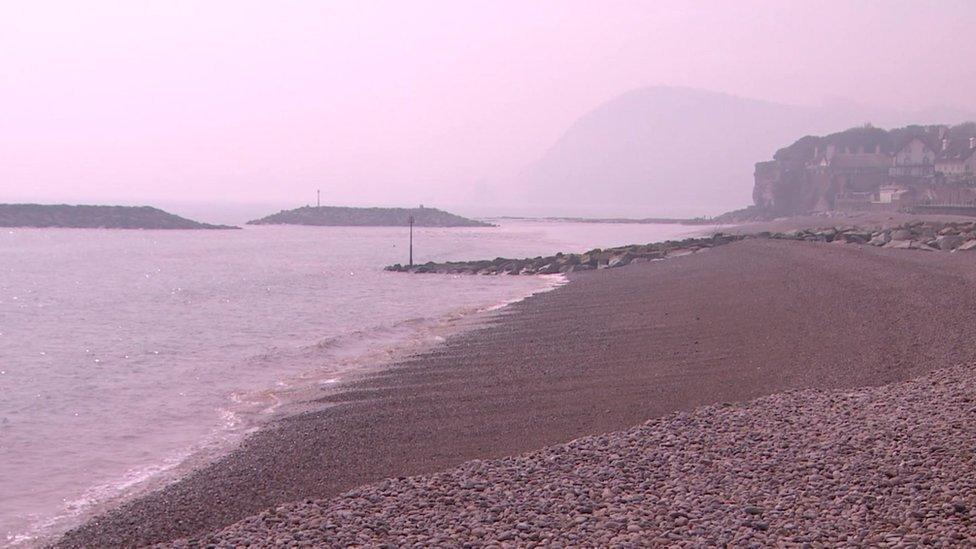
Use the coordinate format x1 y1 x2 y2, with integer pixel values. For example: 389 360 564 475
408 215 415 266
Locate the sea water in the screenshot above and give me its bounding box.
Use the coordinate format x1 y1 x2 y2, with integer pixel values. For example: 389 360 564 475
0 220 707 545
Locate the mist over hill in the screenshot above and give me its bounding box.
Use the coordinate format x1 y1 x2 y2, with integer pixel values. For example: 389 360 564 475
516 87 975 218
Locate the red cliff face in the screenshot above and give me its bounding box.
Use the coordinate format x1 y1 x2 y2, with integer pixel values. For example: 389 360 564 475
754 161 893 215
753 160 832 215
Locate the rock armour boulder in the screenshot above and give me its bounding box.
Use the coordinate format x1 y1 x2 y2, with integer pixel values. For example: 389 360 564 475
386 220 976 276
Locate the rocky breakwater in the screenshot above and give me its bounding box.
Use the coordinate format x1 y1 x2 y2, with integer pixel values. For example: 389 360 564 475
385 233 746 275
768 220 976 252
387 221 976 277
167 364 976 547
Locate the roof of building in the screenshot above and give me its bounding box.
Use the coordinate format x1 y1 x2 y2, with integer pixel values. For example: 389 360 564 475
775 123 976 164
893 125 976 161
936 138 976 161
895 135 939 154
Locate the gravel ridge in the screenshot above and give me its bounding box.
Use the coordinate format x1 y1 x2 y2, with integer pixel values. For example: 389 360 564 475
168 364 976 547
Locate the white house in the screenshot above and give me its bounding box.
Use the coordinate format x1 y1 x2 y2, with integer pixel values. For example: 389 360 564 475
891 137 937 177
936 137 976 177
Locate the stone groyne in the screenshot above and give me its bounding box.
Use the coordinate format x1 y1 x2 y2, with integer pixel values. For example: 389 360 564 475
386 220 976 275
385 233 745 275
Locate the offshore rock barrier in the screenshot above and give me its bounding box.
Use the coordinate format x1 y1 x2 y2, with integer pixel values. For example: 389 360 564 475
167 364 976 547
0 204 238 230
386 220 976 275
247 206 493 227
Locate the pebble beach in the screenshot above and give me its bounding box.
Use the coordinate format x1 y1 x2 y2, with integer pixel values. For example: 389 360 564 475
58 236 976 547
168 363 976 547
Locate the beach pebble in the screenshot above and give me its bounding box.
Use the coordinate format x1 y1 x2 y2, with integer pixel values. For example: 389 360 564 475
163 364 976 547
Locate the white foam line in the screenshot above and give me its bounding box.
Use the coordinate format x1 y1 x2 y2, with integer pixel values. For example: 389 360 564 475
10 448 193 547
482 274 567 312
12 272 567 547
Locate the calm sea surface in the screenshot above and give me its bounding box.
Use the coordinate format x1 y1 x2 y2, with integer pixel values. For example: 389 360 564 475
0 220 707 545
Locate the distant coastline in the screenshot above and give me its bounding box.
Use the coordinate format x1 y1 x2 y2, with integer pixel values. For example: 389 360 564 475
491 215 703 224
492 206 770 226
0 204 238 230
246 205 493 227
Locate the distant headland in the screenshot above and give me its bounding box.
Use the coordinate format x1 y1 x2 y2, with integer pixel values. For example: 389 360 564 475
246 206 494 227
0 204 238 229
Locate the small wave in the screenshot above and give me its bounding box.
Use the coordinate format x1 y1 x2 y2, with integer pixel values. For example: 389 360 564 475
482 274 567 312
248 273 569 407
11 270 570 547
9 402 265 547
10 447 192 547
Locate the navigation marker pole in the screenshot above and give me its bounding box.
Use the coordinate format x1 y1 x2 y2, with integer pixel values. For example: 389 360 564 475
317 189 321 208
408 215 415 267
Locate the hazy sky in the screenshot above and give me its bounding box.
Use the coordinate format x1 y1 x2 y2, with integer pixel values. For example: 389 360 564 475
3 1 976 212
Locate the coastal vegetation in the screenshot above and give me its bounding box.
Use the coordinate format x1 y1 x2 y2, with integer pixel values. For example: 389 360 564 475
246 206 493 227
773 122 976 162
0 204 237 229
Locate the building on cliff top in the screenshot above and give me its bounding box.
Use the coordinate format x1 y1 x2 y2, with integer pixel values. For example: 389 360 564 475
890 137 937 177
754 123 976 216
935 136 976 177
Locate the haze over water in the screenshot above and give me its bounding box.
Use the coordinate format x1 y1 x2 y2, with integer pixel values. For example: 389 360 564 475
5 2 975 216
6 1 976 545
0 220 703 545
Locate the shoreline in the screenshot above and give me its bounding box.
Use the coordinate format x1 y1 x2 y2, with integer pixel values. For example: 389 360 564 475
57 237 976 547
17 270 562 548
178 363 976 546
